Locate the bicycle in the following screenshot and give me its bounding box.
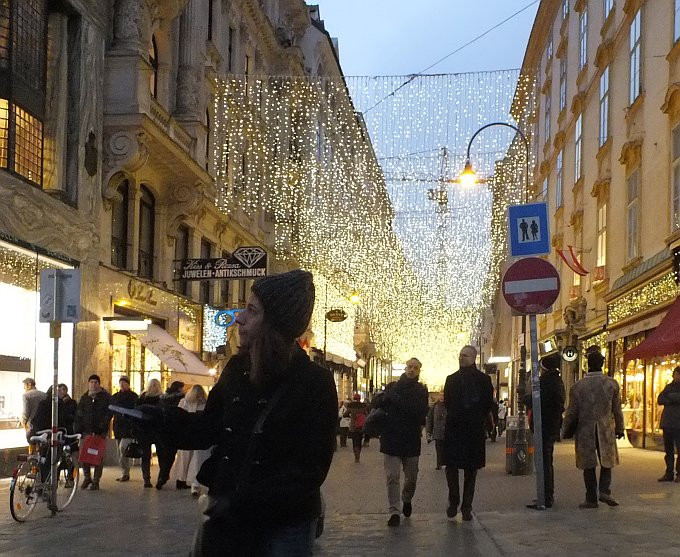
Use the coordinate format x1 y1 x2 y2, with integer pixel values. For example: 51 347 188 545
9 428 82 522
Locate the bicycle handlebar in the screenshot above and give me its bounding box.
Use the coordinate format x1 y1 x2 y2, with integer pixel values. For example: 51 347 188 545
28 430 82 445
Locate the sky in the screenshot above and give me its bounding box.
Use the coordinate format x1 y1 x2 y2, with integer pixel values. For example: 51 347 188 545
312 0 539 76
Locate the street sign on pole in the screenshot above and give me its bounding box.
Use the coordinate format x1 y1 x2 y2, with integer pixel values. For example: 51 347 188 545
502 258 560 315
562 345 578 362
502 258 561 510
508 202 550 257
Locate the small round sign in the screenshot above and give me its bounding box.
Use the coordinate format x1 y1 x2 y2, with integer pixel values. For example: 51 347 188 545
325 308 347 322
562 346 578 362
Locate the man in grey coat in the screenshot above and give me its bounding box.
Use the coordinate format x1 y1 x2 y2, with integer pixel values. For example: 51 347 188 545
562 346 624 508
657 366 680 482
426 393 447 470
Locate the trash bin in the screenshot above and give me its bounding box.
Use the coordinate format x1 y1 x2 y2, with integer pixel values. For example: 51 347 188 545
505 415 533 475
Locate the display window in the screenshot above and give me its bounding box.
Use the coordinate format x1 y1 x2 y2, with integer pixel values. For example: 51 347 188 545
0 240 74 450
111 331 168 395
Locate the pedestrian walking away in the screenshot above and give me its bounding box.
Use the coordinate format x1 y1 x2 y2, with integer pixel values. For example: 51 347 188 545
110 376 139 482
22 378 46 454
562 346 625 508
443 345 494 522
75 374 112 490
426 392 447 469
497 399 508 437
338 400 350 448
346 394 368 462
155 380 185 490
173 385 210 496
656 366 680 482
135 269 337 556
523 352 565 509
373 357 429 527
135 378 164 488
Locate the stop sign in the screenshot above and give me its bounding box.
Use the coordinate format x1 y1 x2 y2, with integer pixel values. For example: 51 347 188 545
502 257 560 314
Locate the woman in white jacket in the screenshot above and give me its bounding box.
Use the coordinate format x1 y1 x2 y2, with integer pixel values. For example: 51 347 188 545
173 385 210 496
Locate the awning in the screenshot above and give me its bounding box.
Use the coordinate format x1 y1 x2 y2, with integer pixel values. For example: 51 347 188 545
132 324 211 376
624 296 680 362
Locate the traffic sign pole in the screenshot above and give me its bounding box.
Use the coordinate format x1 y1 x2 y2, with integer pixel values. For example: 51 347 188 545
529 314 546 509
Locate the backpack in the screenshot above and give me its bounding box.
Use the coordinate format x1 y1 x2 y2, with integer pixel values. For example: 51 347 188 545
354 411 366 429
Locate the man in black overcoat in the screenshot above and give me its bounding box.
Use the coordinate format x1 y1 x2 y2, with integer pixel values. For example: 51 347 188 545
523 352 565 508
443 345 494 521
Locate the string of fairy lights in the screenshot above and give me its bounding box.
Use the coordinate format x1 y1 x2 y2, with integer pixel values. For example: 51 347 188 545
212 71 536 385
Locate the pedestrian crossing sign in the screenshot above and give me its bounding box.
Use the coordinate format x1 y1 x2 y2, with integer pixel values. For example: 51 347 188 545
508 202 550 257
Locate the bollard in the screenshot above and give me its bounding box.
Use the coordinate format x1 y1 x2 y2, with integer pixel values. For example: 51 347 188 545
510 415 531 476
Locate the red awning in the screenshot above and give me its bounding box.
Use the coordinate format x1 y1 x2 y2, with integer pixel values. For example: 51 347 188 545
624 296 680 362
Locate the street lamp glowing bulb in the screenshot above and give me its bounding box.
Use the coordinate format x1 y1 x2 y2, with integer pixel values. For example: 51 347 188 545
458 160 478 188
349 292 360 305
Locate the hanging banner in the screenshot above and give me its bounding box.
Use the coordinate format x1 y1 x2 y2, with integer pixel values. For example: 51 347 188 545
180 247 267 280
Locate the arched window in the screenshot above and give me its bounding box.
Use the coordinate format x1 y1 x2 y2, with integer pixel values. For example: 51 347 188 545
111 179 129 268
138 185 155 279
149 34 158 98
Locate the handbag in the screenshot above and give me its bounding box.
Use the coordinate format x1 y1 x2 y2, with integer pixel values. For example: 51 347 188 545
123 439 143 459
363 408 387 438
79 434 107 465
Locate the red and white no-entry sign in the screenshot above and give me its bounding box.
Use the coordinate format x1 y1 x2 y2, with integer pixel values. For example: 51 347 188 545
502 257 560 315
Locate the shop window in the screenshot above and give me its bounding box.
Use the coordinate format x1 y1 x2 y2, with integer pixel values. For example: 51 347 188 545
111 180 129 269
629 9 642 105
138 185 155 279
149 34 158 99
0 240 74 450
174 224 189 296
199 238 212 304
111 331 167 395
0 0 46 187
626 169 639 261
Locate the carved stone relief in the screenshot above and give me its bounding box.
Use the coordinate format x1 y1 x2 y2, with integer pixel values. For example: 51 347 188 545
102 130 150 207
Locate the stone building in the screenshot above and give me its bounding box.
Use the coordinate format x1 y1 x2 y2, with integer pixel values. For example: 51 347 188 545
492 0 680 449
0 0 368 466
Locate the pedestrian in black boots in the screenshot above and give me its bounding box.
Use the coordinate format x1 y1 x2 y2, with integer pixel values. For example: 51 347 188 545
657 366 680 482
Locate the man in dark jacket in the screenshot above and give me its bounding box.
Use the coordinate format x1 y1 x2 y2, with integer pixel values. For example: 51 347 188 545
137 270 337 556
75 374 112 490
110 376 139 482
57 383 77 435
657 366 680 482
155 380 184 489
373 357 429 527
443 345 494 521
523 352 566 508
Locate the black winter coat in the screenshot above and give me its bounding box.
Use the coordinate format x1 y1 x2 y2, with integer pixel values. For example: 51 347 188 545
658 381 680 430
111 389 139 439
75 390 112 436
135 393 161 444
443 366 494 469
165 347 337 527
31 396 76 435
523 369 565 441
375 374 429 457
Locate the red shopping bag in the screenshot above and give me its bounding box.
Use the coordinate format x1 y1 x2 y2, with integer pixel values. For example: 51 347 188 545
79 434 106 465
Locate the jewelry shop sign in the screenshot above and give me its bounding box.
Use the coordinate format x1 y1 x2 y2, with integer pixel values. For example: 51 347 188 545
180 246 267 280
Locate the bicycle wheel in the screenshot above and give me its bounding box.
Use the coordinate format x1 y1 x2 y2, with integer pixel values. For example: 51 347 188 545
9 459 41 522
54 453 79 510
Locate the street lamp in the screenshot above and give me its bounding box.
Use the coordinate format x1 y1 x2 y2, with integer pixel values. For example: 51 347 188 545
460 121 531 472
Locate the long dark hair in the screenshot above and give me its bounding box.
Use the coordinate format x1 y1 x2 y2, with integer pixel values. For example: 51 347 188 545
248 314 295 388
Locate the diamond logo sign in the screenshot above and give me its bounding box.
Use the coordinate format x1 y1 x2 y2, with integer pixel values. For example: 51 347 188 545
233 246 266 268
180 246 268 280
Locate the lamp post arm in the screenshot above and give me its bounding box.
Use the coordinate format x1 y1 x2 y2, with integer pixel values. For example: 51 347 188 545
465 121 530 203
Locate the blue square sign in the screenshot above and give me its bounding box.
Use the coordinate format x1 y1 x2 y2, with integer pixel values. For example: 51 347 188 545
508 202 550 257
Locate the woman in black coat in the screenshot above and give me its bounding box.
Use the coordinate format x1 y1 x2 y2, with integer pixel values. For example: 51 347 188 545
135 379 163 488
138 270 337 557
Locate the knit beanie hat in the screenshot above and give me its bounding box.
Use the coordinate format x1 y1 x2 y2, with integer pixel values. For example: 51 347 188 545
251 269 315 340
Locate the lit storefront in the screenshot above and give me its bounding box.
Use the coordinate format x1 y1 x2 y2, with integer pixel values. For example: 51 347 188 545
0 239 75 451
99 266 210 394
606 265 679 449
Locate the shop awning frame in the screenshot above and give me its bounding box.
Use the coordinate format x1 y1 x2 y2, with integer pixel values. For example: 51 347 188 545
624 296 680 362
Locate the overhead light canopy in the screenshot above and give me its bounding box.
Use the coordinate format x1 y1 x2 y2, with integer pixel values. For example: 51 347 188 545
103 317 152 331
488 356 511 364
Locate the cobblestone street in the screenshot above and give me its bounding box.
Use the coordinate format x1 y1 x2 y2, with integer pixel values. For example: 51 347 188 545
1 436 679 555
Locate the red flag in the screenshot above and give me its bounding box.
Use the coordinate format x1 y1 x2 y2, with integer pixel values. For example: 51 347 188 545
557 245 589 276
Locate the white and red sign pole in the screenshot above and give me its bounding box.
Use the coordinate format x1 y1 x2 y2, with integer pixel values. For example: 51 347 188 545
502 258 560 510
